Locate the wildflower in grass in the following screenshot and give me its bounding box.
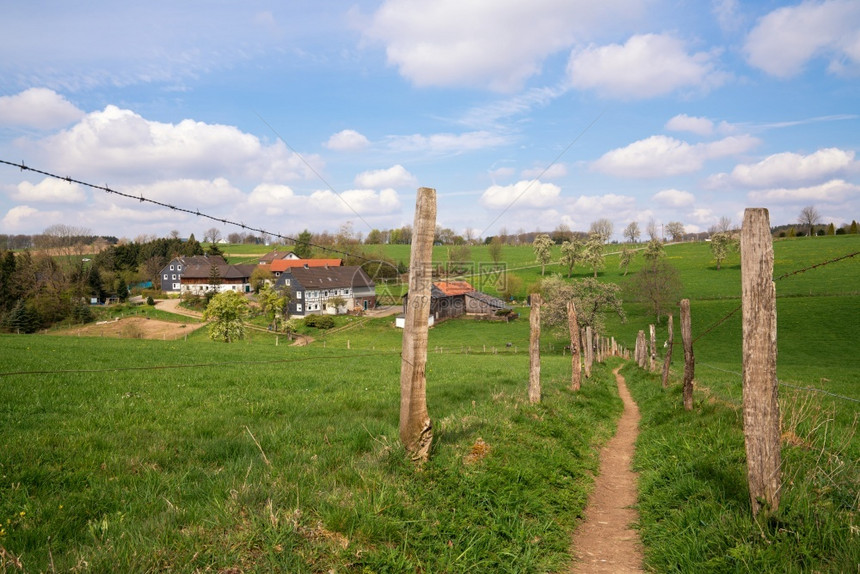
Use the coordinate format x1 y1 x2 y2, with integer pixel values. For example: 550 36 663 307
19 511 25 517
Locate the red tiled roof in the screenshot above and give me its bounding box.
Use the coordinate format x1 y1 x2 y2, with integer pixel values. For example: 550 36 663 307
433 281 474 296
269 258 342 272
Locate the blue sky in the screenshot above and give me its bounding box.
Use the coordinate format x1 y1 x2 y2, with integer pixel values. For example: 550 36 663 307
1 0 858 242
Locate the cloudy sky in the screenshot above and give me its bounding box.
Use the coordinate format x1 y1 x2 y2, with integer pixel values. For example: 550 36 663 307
1 0 858 242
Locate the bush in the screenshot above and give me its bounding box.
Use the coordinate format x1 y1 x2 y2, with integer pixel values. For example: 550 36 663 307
72 300 94 324
303 314 335 329
146 296 155 306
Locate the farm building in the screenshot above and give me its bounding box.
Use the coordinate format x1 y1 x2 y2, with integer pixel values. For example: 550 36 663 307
275 265 376 317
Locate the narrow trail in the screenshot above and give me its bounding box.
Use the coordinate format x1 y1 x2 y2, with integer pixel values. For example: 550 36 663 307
569 366 644 573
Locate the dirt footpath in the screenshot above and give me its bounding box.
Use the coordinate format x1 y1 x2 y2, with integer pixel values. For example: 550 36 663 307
569 366 644 573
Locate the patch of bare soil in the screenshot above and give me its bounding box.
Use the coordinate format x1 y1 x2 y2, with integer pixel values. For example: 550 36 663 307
55 317 204 340
569 366 644 573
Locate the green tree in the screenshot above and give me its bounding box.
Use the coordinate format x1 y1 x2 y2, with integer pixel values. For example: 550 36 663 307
294 229 313 258
249 267 273 293
539 275 625 333
826 222 835 236
559 238 582 278
203 290 249 342
850 220 858 234
710 232 738 270
533 234 554 275
619 246 635 276
582 234 605 278
327 295 347 314
488 236 504 263
626 259 682 324
258 285 290 330
642 238 665 263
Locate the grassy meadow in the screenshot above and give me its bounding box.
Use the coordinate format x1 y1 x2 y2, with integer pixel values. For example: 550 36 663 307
2 233 858 572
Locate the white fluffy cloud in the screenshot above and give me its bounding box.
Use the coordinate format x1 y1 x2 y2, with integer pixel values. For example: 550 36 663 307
653 189 695 207
745 0 860 77
593 134 759 178
365 0 643 91
309 188 401 215
0 88 84 130
33 105 317 183
325 129 370 151
665 114 714 136
354 165 417 189
747 179 859 203
128 178 245 208
12 178 86 203
246 184 401 218
567 34 726 99
1 205 62 232
721 148 857 188
480 180 561 209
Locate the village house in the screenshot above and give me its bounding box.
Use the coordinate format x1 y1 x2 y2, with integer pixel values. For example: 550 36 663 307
179 262 257 295
397 280 509 327
275 265 376 317
265 258 342 278
257 250 301 265
159 255 226 292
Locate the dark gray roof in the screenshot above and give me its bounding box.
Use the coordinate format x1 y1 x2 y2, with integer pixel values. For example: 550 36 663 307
279 265 374 290
465 290 509 309
181 263 255 280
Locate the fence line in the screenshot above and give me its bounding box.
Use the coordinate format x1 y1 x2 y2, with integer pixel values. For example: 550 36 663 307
697 362 860 405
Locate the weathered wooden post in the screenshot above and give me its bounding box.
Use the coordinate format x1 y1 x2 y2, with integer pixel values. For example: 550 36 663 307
636 330 646 369
661 314 674 389
399 187 436 462
528 293 542 403
584 326 593 378
567 301 581 391
741 207 781 515
649 324 657 372
680 299 694 410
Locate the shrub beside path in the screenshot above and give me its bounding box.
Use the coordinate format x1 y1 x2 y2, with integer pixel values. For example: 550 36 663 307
569 366 644 573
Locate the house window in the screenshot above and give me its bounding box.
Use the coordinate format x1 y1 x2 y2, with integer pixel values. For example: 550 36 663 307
173 283 179 290
284 279 291 286
170 265 174 270
177 265 182 271
172 274 176 280
297 303 302 312
163 274 168 280
297 291 302 299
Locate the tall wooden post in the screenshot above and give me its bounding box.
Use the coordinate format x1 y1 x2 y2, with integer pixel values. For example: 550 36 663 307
584 326 593 378
567 301 581 391
741 207 781 515
649 324 657 371
661 314 674 388
399 187 436 461
680 299 694 411
528 293 542 403
636 330 646 368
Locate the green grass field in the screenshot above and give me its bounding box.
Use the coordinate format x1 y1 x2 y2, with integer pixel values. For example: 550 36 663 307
2 234 858 571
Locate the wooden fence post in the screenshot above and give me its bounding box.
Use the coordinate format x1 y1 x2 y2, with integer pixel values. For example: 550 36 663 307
567 301 581 391
528 293 542 403
584 326 593 378
649 324 657 372
636 330 646 368
661 314 674 389
399 187 436 462
741 207 781 516
680 299 694 410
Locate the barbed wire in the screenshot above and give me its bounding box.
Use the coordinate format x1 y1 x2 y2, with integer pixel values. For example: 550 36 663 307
697 362 860 405
0 159 375 263
689 249 858 346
